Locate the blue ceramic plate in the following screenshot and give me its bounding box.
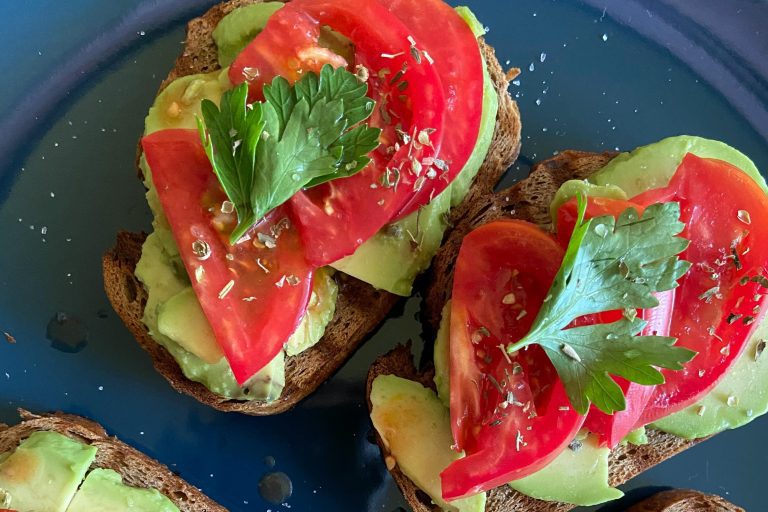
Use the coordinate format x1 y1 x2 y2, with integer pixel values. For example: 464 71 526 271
0 1 765 510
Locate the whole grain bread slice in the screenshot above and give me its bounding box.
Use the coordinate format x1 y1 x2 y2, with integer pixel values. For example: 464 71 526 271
628 490 745 512
0 410 225 511
102 0 522 415
367 152 706 512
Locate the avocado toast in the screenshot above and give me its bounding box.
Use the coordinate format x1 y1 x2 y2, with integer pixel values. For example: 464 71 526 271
102 0 522 415
367 137 768 511
0 410 224 511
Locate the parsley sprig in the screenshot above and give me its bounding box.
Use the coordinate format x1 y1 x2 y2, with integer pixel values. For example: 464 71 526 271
197 65 381 243
506 197 697 415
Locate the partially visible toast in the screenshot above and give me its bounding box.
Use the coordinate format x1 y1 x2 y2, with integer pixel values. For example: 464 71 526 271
103 0 521 414
628 490 744 512
368 152 704 511
0 410 224 511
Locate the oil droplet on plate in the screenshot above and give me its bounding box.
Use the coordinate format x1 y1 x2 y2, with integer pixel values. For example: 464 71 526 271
258 471 292 504
46 312 88 353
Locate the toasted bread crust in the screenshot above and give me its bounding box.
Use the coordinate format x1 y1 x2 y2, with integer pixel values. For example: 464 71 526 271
368 152 706 512
628 489 744 512
103 0 521 414
0 410 225 511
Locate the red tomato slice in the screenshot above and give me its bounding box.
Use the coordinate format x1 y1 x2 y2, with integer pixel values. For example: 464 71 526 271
231 0 448 265
142 129 313 384
635 154 768 426
377 0 484 219
556 196 675 447
442 220 585 500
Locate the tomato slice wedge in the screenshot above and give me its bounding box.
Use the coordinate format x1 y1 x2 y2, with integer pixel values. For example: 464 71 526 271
377 0 484 219
442 220 585 500
231 0 448 265
633 154 768 426
142 129 313 384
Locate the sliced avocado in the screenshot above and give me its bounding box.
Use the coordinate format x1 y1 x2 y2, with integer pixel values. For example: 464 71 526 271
508 431 623 506
66 468 179 512
370 375 485 512
144 70 229 135
157 287 224 365
285 268 338 356
548 180 628 224
213 2 284 67
433 301 452 408
331 52 498 296
653 320 768 439
590 135 767 196
455 6 487 38
622 426 649 446
0 431 97 512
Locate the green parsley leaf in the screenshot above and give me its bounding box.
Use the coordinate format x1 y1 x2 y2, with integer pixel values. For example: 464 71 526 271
198 65 381 244
506 196 697 415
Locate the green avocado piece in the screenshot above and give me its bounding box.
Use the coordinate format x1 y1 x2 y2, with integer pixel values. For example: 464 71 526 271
370 375 486 512
548 179 628 225
213 2 284 67
144 70 229 135
331 48 498 296
508 432 623 506
284 268 338 356
589 135 767 196
66 468 179 512
139 64 339 401
433 301 452 408
0 431 97 512
653 320 768 439
158 287 224 365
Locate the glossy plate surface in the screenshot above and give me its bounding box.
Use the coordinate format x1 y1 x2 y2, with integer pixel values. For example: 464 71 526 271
0 1 765 510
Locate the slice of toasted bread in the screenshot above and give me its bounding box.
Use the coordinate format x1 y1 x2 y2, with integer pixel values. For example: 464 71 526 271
628 489 744 512
0 410 224 511
367 152 706 511
102 0 522 414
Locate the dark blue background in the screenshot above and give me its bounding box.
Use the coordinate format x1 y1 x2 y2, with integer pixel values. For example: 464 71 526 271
0 1 765 510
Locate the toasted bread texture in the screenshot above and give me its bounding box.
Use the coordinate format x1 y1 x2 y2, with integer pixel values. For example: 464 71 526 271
628 489 744 512
102 0 522 414
0 410 224 511
368 152 706 512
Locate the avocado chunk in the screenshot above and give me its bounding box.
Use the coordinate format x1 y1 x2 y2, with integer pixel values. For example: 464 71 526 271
284 268 338 356
653 320 768 439
370 375 486 512
433 302 452 408
145 70 229 135
589 135 767 196
508 431 623 506
158 287 224 364
548 180 628 224
0 431 97 512
66 468 179 512
331 49 498 296
136 232 286 401
623 426 649 446
213 2 284 67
